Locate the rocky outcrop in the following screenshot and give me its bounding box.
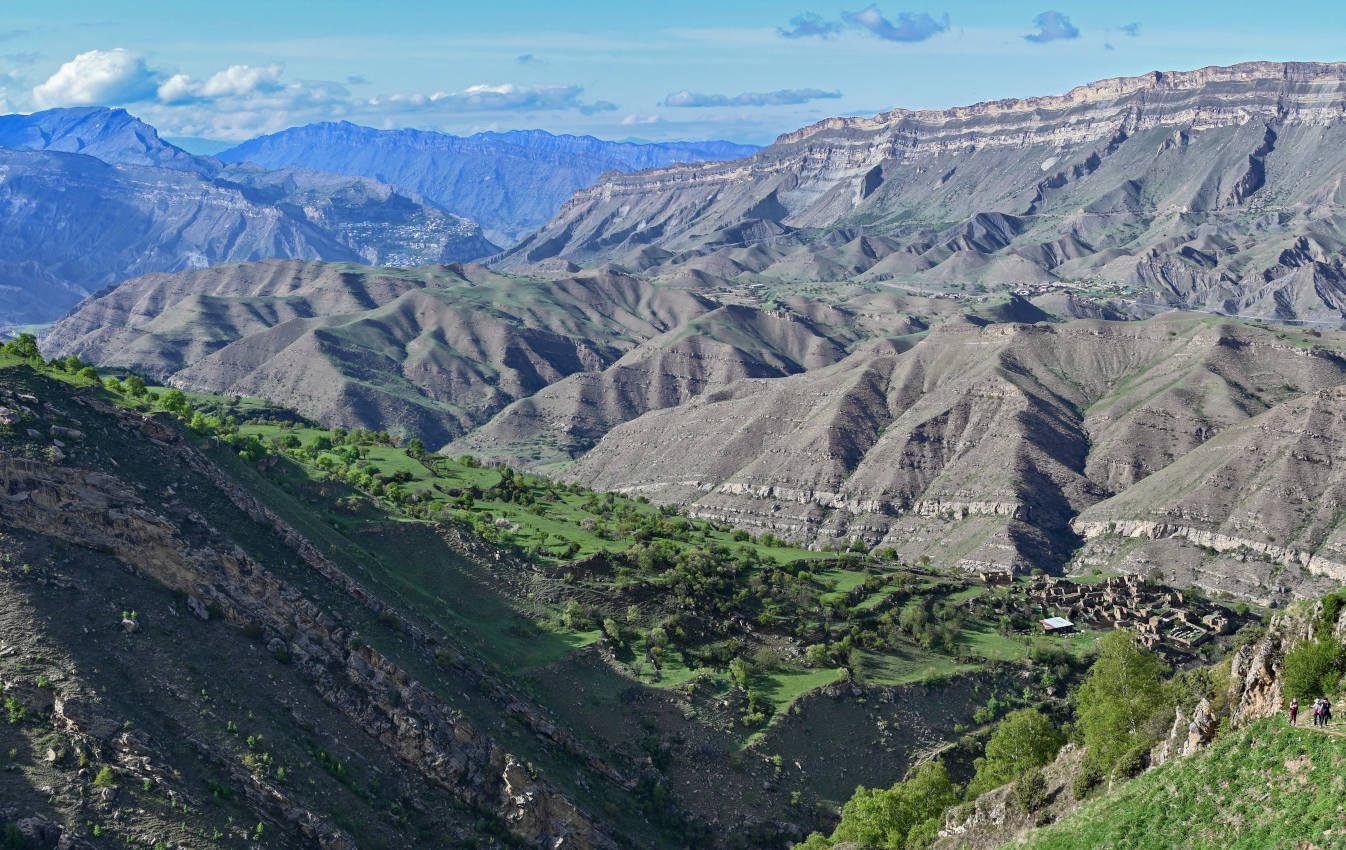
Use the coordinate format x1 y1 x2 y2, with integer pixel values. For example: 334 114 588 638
1073 520 1346 582
1150 698 1220 768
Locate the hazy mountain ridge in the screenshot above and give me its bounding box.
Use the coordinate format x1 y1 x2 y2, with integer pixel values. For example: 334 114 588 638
217 122 759 245
0 109 498 325
500 61 1346 326
0 105 204 171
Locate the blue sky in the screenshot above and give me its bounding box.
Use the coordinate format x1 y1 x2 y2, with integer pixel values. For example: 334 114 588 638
2 1 1344 145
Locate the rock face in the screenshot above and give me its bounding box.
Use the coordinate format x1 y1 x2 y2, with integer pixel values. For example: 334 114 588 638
0 108 498 325
502 61 1346 325
217 122 759 246
1224 600 1339 727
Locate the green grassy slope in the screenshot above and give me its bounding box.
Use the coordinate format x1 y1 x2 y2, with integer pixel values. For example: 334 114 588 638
1013 720 1346 849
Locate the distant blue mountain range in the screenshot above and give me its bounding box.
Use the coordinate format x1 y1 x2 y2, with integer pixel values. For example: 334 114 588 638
0 106 204 171
218 122 760 245
0 108 499 325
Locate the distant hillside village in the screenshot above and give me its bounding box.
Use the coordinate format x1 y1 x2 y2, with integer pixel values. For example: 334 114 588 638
984 573 1245 663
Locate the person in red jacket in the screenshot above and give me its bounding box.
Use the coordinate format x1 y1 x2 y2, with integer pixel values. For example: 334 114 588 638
1290 697 1299 725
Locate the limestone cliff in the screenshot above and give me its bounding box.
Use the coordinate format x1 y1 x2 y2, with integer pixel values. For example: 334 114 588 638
502 62 1346 325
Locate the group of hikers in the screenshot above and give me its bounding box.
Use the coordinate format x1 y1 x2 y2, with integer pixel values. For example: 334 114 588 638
1288 697 1334 727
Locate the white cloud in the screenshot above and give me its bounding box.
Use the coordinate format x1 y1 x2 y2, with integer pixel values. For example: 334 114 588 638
157 64 284 104
155 73 197 104
202 64 284 98
32 48 160 108
621 113 660 125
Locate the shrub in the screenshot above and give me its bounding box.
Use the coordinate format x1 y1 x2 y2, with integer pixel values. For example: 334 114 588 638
1113 742 1149 780
1013 767 1048 812
1071 757 1104 800
826 761 961 849
93 766 116 788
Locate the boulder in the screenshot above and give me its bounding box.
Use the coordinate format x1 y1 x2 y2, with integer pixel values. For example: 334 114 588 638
186 594 210 621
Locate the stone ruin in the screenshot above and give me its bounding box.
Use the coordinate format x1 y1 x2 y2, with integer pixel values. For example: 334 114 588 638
1023 574 1239 660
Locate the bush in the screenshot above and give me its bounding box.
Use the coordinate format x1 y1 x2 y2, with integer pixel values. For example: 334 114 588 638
1071 757 1104 800
826 761 961 849
1013 767 1048 813
93 766 116 788
1113 742 1149 780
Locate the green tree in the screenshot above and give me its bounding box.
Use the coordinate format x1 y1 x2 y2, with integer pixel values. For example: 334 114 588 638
968 708 1066 796
123 375 147 397
728 657 752 689
2 333 40 359
822 761 961 849
1074 630 1167 771
160 389 188 415
1282 637 1344 701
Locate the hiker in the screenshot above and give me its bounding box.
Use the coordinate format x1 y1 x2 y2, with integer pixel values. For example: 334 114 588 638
1290 697 1299 725
1313 698 1323 727
1324 698 1333 727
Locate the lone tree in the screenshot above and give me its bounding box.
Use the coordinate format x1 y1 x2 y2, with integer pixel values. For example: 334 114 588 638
968 707 1066 797
1282 638 1344 701
2 332 40 360
1074 630 1167 772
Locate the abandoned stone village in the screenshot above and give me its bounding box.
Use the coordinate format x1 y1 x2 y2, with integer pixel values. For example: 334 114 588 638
983 572 1244 662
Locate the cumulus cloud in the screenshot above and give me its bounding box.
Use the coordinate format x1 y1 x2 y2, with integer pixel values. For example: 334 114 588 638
843 6 948 42
32 48 162 108
778 13 844 39
157 64 284 104
660 88 842 108
621 114 660 125
1024 11 1080 43
1118 21 1140 36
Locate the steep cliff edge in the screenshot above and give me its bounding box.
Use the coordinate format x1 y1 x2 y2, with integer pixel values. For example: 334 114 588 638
502 62 1346 325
